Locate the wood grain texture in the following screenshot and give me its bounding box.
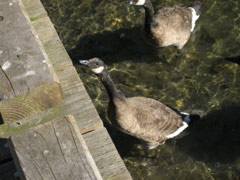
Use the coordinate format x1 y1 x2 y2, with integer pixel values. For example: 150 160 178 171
31 16 73 70
0 0 64 123
0 82 64 124
20 0 47 21
0 0 58 100
0 0 132 179
8 115 103 180
20 0 103 133
0 66 102 136
84 128 133 180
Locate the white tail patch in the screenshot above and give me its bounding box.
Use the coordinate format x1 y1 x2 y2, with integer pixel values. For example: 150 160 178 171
91 66 104 74
166 122 188 139
189 7 200 32
135 0 145 5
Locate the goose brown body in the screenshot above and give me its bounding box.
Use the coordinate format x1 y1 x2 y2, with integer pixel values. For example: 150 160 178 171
80 58 188 149
110 96 184 147
128 0 201 49
145 6 192 49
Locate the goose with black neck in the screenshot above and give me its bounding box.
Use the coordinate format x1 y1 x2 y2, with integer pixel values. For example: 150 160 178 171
80 57 202 149
126 0 202 49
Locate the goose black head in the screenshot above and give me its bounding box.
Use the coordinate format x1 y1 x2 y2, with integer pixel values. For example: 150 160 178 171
79 57 106 74
190 1 202 16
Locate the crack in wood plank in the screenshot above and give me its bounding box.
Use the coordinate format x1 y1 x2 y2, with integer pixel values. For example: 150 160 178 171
0 65 16 96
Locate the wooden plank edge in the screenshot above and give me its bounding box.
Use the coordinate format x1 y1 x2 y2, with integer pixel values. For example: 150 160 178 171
66 115 103 180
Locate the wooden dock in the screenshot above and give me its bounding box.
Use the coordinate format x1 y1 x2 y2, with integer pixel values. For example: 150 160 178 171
0 0 132 179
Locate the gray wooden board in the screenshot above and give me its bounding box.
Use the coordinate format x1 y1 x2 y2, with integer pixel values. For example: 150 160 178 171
0 0 132 179
0 161 19 180
0 67 103 137
32 16 73 70
21 0 103 131
8 115 103 180
84 128 133 180
0 0 57 100
0 82 64 124
21 0 47 20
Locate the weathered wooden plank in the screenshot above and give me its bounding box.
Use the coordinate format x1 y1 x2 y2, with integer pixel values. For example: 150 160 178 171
18 0 103 131
84 128 133 180
0 0 64 123
0 83 64 123
8 115 103 180
0 0 59 100
31 16 73 70
0 161 19 180
0 82 103 138
20 0 47 21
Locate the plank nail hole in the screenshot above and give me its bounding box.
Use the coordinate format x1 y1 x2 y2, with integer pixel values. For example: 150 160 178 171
16 121 22 125
0 16 3 22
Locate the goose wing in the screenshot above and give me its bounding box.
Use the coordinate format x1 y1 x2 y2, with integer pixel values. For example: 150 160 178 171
127 97 183 138
151 6 192 47
153 6 192 31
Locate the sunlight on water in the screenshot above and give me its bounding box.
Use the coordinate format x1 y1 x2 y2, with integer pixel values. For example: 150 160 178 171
41 0 240 179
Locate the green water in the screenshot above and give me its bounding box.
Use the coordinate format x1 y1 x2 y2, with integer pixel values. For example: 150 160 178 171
41 0 240 179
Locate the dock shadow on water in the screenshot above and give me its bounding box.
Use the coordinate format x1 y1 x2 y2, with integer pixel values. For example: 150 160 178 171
69 27 161 65
41 0 240 179
0 114 3 125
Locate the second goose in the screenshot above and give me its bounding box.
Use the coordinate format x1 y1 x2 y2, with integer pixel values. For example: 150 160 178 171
126 0 202 49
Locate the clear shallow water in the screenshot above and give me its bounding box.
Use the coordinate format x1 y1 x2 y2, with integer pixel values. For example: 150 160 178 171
41 0 240 179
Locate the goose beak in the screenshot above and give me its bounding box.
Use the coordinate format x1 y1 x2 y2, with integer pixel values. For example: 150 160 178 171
79 60 89 66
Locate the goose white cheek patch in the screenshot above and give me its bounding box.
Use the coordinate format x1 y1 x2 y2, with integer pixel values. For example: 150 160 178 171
91 66 104 74
136 0 145 5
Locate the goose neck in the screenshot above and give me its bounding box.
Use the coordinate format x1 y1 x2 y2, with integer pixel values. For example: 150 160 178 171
143 0 154 29
101 71 125 100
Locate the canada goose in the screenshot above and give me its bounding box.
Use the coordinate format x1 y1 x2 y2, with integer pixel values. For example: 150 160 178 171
80 58 197 149
126 0 202 49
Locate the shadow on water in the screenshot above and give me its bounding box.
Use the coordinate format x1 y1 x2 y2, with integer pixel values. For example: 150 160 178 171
0 138 12 164
178 102 240 164
0 114 3 125
69 27 174 66
225 56 240 66
103 121 142 157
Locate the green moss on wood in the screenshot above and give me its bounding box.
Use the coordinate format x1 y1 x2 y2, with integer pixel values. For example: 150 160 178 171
30 14 47 22
0 107 61 138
